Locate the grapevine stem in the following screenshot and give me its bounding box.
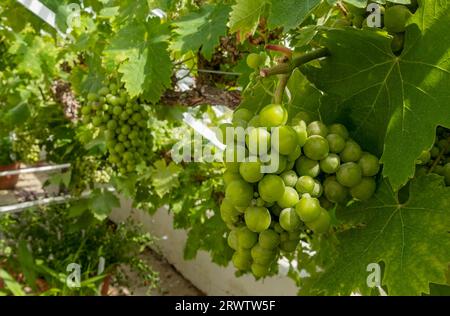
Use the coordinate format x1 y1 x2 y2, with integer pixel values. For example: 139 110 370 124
260 47 329 78
428 138 450 174
273 74 290 104
265 44 293 58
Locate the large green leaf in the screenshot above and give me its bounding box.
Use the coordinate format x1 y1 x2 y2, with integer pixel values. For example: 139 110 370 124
172 4 231 60
150 159 183 198
229 0 270 42
303 0 450 190
268 0 321 31
104 18 172 103
306 175 450 296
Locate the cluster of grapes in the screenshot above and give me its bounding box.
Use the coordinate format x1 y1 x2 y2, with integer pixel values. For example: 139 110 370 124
337 2 418 54
220 104 381 278
415 127 450 185
12 133 41 164
71 156 111 193
80 84 151 174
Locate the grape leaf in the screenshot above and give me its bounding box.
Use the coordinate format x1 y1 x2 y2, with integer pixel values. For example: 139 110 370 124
303 0 450 191
172 4 231 60
89 189 120 221
268 0 321 31
150 159 183 198
306 175 450 296
229 0 270 42
104 18 172 103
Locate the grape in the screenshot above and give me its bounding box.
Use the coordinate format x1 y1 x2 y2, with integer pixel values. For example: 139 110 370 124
320 153 341 174
233 108 253 123
227 230 239 250
324 176 349 204
292 124 308 147
258 175 286 203
280 170 298 187
255 197 265 207
226 179 254 207
443 163 450 185
259 104 288 127
303 135 329 160
259 230 280 249
307 121 328 138
295 196 321 223
306 208 331 234
327 134 346 153
277 187 300 208
247 53 263 69
336 162 363 187
287 145 302 161
279 208 301 232
248 115 260 127
358 153 380 177
245 207 272 233
239 158 263 183
384 5 412 33
246 127 271 156
430 146 440 158
328 123 349 140
237 227 258 249
291 111 311 126
391 32 405 54
232 250 252 270
350 177 377 201
251 263 270 278
273 155 287 174
295 157 320 178
295 176 316 195
251 243 276 265
340 140 362 162
223 170 242 187
280 240 298 252
272 126 298 155
311 179 323 198
273 222 284 233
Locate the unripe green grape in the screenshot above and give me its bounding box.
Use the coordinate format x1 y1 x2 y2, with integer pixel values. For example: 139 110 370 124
279 208 301 232
247 53 264 69
248 115 260 127
224 144 247 173
320 153 341 174
311 179 323 198
220 198 240 224
280 240 299 252
384 5 412 33
225 179 254 207
277 187 300 208
350 177 377 201
272 126 298 155
273 155 288 174
251 243 276 265
280 170 298 187
341 140 362 162
223 170 242 187
258 175 285 203
306 208 331 234
287 145 302 161
255 197 265 207
328 123 349 140
239 158 263 183
232 250 252 270
324 176 349 204
295 196 321 223
358 153 380 177
391 32 405 54
295 157 320 178
107 120 118 130
434 165 445 176
336 162 363 187
259 104 288 127
246 127 271 156
307 121 328 138
285 159 296 171
245 206 272 233
295 176 316 195
443 163 450 185
87 92 97 102
430 146 440 158
273 222 284 233
292 124 308 147
237 227 258 249
98 86 109 96
227 230 239 250
291 111 311 126
259 230 280 249
121 124 131 135
233 108 253 123
251 263 270 278
327 134 346 153
303 135 329 160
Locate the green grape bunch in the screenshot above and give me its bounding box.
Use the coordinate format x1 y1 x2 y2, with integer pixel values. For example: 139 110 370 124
415 127 450 185
12 133 41 164
71 156 111 194
80 83 151 174
220 105 381 279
